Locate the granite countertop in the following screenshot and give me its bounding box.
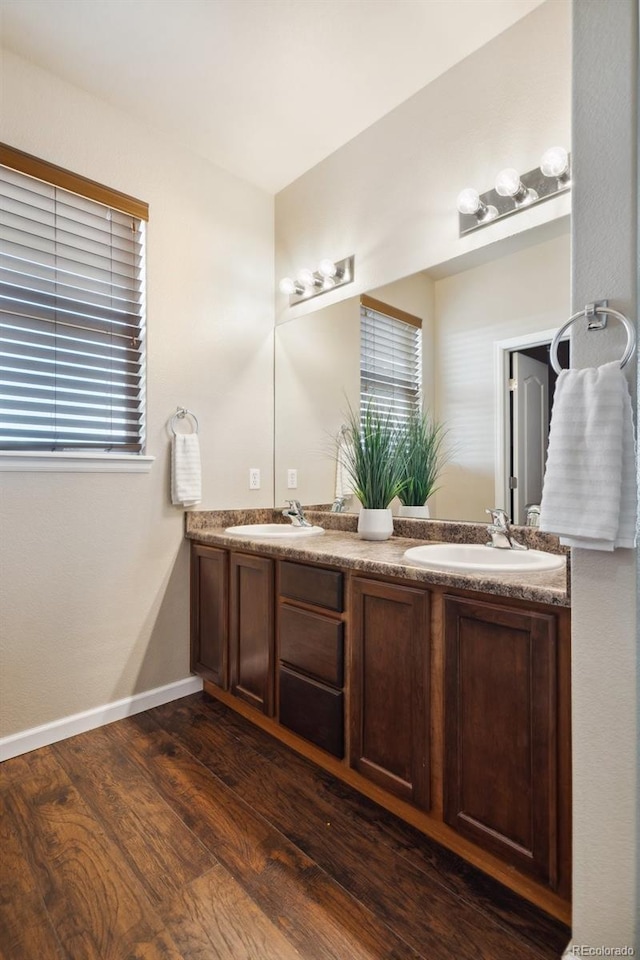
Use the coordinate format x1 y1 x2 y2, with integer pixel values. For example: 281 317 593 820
186 509 570 608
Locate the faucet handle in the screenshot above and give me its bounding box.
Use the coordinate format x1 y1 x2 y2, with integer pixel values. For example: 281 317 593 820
486 507 510 528
525 504 541 527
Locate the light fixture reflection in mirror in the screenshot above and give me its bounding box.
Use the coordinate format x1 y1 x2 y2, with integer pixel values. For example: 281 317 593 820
279 255 355 306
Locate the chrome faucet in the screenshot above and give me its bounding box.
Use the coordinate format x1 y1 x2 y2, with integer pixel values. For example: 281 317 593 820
282 500 312 527
485 508 528 550
331 496 346 513
524 503 541 527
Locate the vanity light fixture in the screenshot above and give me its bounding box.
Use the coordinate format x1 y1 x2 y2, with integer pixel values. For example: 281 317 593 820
457 148 571 236
279 255 355 306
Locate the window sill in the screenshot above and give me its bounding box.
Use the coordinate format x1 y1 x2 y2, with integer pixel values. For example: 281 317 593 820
0 451 156 473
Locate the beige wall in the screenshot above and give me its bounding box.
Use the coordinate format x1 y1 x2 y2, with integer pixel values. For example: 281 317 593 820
433 233 570 521
0 49 275 737
275 0 571 325
274 297 360 506
569 0 638 948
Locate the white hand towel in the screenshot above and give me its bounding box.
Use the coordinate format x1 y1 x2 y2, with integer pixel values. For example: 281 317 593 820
335 430 355 499
171 434 202 507
539 361 637 550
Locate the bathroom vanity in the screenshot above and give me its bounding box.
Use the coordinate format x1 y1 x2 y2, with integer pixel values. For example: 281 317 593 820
187 510 571 923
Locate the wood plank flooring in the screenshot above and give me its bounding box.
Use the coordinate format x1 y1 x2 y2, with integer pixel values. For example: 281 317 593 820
0 692 570 960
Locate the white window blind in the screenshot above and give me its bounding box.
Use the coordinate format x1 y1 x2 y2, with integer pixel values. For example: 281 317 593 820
0 157 147 452
360 296 422 427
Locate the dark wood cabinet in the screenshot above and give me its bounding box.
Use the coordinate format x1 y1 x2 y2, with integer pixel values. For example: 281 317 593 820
443 596 558 887
350 577 430 809
191 538 570 918
229 553 275 715
191 544 228 688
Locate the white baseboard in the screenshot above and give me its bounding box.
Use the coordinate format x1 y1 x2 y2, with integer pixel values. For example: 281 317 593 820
0 676 204 761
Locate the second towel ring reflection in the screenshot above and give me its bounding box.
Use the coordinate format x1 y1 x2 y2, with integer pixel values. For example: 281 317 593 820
170 407 199 436
550 304 636 375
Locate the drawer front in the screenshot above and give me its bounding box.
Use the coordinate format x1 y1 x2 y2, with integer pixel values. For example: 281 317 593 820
279 666 344 758
279 604 344 687
279 560 343 612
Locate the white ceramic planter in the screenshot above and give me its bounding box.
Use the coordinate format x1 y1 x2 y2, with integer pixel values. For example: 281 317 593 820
357 508 394 541
397 504 430 519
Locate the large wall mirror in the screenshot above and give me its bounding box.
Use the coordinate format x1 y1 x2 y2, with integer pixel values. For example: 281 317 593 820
274 223 570 524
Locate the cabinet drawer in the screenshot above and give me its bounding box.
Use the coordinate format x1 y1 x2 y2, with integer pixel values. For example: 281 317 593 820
279 666 344 758
279 604 344 687
279 561 343 612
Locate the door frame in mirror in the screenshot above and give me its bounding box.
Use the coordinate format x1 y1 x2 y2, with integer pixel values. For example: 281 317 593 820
494 328 569 519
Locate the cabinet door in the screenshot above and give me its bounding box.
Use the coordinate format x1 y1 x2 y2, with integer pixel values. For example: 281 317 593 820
350 578 430 809
444 596 557 886
229 553 275 715
191 544 228 688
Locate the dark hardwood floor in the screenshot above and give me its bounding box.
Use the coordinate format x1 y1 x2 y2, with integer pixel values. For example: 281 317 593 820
0 692 570 960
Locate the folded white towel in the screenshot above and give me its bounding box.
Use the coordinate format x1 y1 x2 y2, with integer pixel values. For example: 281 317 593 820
539 361 637 550
171 433 202 507
335 430 355 500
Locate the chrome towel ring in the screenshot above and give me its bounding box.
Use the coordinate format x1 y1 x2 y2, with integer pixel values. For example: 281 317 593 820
170 406 199 435
550 303 636 375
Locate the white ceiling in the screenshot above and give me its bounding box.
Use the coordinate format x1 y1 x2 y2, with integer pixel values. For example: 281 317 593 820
0 0 545 194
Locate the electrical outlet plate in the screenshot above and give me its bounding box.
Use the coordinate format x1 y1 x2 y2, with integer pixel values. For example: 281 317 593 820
249 467 260 490
287 468 298 489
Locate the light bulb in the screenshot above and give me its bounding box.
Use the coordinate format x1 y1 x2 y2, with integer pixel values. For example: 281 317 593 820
456 188 481 215
318 258 337 279
540 146 569 179
495 168 522 198
279 277 296 295
296 267 316 288
456 187 498 224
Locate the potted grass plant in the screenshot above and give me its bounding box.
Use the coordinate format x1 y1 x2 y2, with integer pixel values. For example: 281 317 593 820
339 402 407 540
397 411 447 518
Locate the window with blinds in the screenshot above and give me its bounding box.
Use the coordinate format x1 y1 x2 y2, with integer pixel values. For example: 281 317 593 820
0 146 148 453
360 295 422 427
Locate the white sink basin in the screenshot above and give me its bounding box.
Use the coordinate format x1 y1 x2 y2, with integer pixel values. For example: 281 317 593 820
225 523 324 539
403 543 564 573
